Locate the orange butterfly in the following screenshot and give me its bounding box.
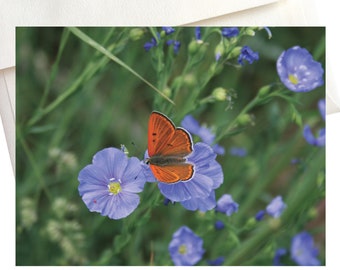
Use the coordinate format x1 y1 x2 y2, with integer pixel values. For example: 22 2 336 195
146 111 194 184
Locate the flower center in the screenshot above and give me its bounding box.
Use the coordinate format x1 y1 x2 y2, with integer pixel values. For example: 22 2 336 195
288 74 299 85
108 178 122 195
178 244 187 255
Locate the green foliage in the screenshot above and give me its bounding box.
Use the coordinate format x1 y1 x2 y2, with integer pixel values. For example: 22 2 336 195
16 27 325 266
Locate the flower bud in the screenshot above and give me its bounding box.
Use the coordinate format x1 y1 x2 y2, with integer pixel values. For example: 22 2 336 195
162 87 172 98
307 207 318 220
129 28 145 41
228 46 242 60
212 87 227 101
244 217 257 231
188 40 200 55
245 28 256 37
268 218 281 230
183 73 196 88
237 114 254 126
258 85 271 98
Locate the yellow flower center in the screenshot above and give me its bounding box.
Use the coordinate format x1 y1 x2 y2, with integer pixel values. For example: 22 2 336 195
288 74 299 85
178 244 187 255
108 179 122 195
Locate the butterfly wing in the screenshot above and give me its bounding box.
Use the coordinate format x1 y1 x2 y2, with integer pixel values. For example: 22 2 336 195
149 163 194 183
147 111 195 183
148 111 193 157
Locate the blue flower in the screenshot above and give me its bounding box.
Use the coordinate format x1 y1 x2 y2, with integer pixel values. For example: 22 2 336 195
180 190 217 212
237 46 259 65
214 220 225 230
255 195 286 221
303 125 325 147
276 46 324 92
291 231 321 266
144 37 158 52
163 143 223 211
229 146 247 157
318 98 325 120
216 194 239 216
273 248 287 266
221 27 239 38
162 27 175 35
195 27 202 41
303 98 325 147
266 195 286 218
207 256 224 266
166 39 181 54
144 143 223 211
78 148 146 220
169 226 205 266
181 115 225 155
163 197 175 206
255 210 266 221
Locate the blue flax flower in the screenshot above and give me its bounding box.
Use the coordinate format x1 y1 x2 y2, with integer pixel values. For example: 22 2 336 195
144 37 158 52
273 248 287 266
266 195 286 218
181 115 225 155
207 256 224 266
255 195 286 221
214 220 225 230
318 98 325 120
180 189 218 212
162 143 223 211
276 46 324 92
195 27 202 41
162 27 175 35
169 226 205 266
221 27 239 38
143 142 223 211
216 194 239 216
229 146 247 157
166 40 181 54
255 210 266 221
237 46 259 65
303 98 325 147
303 125 325 147
291 231 321 266
78 148 146 220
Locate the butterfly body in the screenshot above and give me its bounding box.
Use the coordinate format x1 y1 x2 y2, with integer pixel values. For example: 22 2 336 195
147 111 195 184
147 155 187 167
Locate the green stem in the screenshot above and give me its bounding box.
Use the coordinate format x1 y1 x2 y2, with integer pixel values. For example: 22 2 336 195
216 94 260 142
225 222 278 265
17 127 52 202
69 27 174 106
39 28 70 109
27 50 111 127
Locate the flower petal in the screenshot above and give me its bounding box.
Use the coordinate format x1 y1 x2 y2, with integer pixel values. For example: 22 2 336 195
121 157 146 192
181 191 216 211
92 148 128 180
181 115 201 135
158 173 213 202
101 192 140 220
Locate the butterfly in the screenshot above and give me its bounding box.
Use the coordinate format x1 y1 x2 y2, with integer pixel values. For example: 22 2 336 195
146 111 195 184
